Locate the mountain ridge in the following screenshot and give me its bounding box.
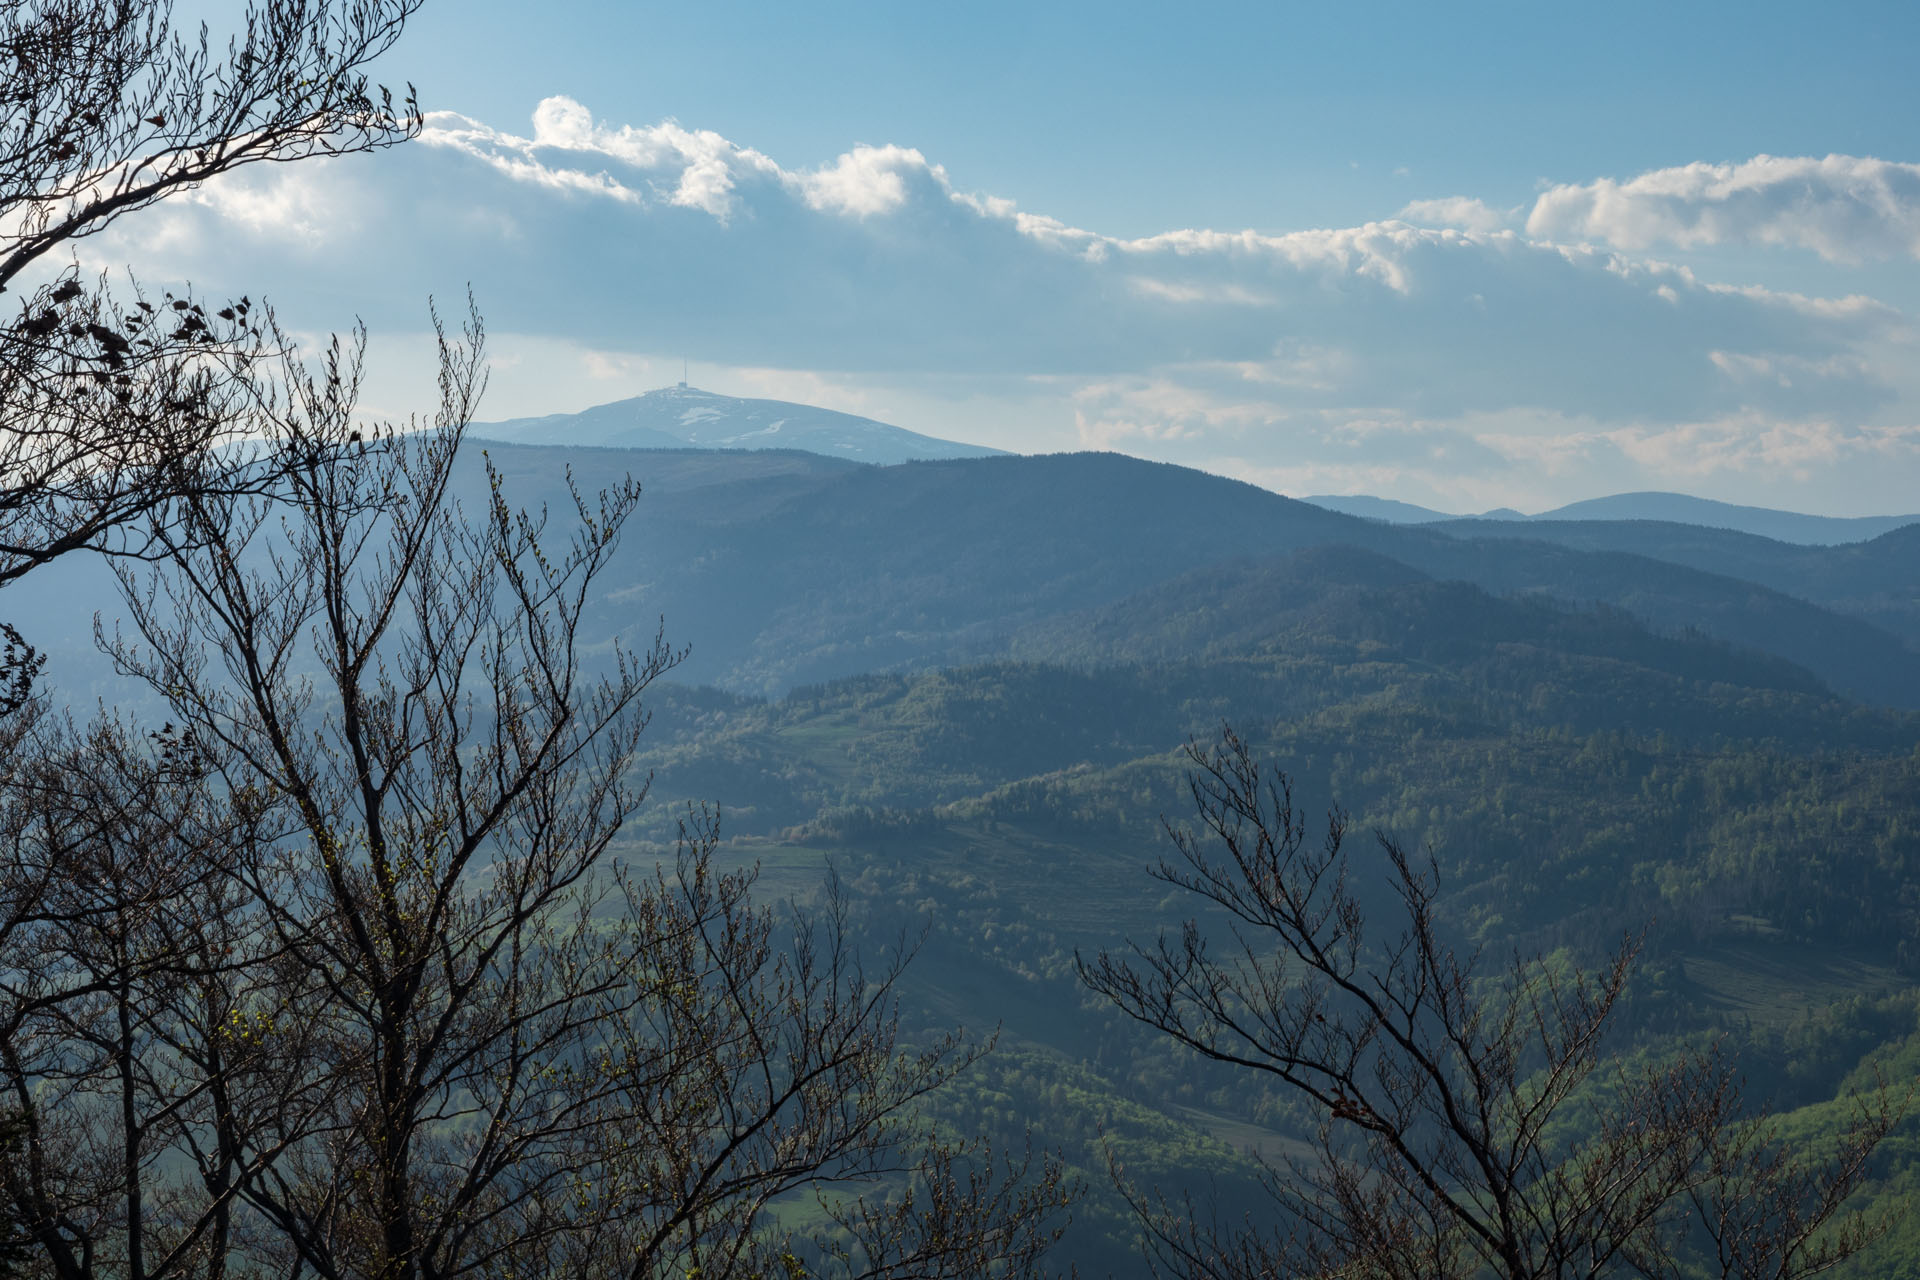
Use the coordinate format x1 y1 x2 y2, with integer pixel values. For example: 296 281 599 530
517 447 1919 704
1306 490 1920 545
15 445 1919 711
471 385 1006 465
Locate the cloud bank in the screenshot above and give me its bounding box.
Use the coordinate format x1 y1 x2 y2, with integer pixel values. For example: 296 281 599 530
98 99 1920 513
1527 155 1920 263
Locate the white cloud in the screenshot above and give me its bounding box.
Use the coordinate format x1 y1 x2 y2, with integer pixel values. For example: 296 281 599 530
796 144 932 217
1475 413 1920 494
1399 196 1510 234
428 100 949 223
1126 277 1274 305
93 105 1920 516
185 166 359 247
1527 154 1920 263
530 96 594 149
423 99 783 221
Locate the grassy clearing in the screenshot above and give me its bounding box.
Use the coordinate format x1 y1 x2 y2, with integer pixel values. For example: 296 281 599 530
1681 943 1906 1030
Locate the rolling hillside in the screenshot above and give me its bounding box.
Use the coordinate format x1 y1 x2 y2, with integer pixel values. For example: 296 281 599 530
23 444 1919 708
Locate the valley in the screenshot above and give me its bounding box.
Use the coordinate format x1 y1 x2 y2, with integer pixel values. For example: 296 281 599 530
394 423 1920 1275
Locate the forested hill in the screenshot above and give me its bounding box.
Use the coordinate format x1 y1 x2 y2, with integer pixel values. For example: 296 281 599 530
469 444 1920 705
621 638 1920 1275
998 546 1831 700
21 444 1920 712
15 437 1920 1276
1428 517 1920 644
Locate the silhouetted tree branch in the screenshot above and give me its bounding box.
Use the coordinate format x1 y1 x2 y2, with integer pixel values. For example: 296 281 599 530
0 6 1079 1268
1081 725 1900 1280
0 0 423 590
66 312 1074 1280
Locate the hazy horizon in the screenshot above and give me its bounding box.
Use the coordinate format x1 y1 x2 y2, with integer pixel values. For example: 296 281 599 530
135 2 1920 517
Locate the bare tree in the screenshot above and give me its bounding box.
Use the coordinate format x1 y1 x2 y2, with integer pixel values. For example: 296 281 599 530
0 4 432 1268
0 0 423 588
0 1106 27 1277
566 817 1074 1280
0 5 1076 1271
0 709 298 1280
77 316 1073 1280
1081 726 1899 1280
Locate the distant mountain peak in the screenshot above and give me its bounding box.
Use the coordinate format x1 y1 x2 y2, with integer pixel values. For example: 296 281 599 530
472 386 1006 465
1305 490 1920 546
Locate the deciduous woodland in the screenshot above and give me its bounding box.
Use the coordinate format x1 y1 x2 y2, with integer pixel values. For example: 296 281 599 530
1 3 1917 1279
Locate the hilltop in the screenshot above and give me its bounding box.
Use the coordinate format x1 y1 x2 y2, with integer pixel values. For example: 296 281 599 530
471 383 1005 464
1306 489 1920 545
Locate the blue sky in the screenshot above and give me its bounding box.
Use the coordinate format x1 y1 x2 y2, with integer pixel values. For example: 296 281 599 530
393 1 1920 237
136 0 1920 514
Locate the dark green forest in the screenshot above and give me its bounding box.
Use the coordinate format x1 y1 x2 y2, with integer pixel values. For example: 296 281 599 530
606 536 1920 1275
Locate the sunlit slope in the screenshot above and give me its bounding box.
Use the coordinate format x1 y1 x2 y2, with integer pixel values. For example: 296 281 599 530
624 646 1920 1278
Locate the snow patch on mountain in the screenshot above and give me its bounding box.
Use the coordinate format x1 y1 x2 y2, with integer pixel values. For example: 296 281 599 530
474 385 1005 465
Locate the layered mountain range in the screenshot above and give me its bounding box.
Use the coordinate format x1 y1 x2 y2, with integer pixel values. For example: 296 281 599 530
17 400 1920 1276
454 443 1920 705
477 386 1917 544
1308 490 1920 545
20 431 1920 710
